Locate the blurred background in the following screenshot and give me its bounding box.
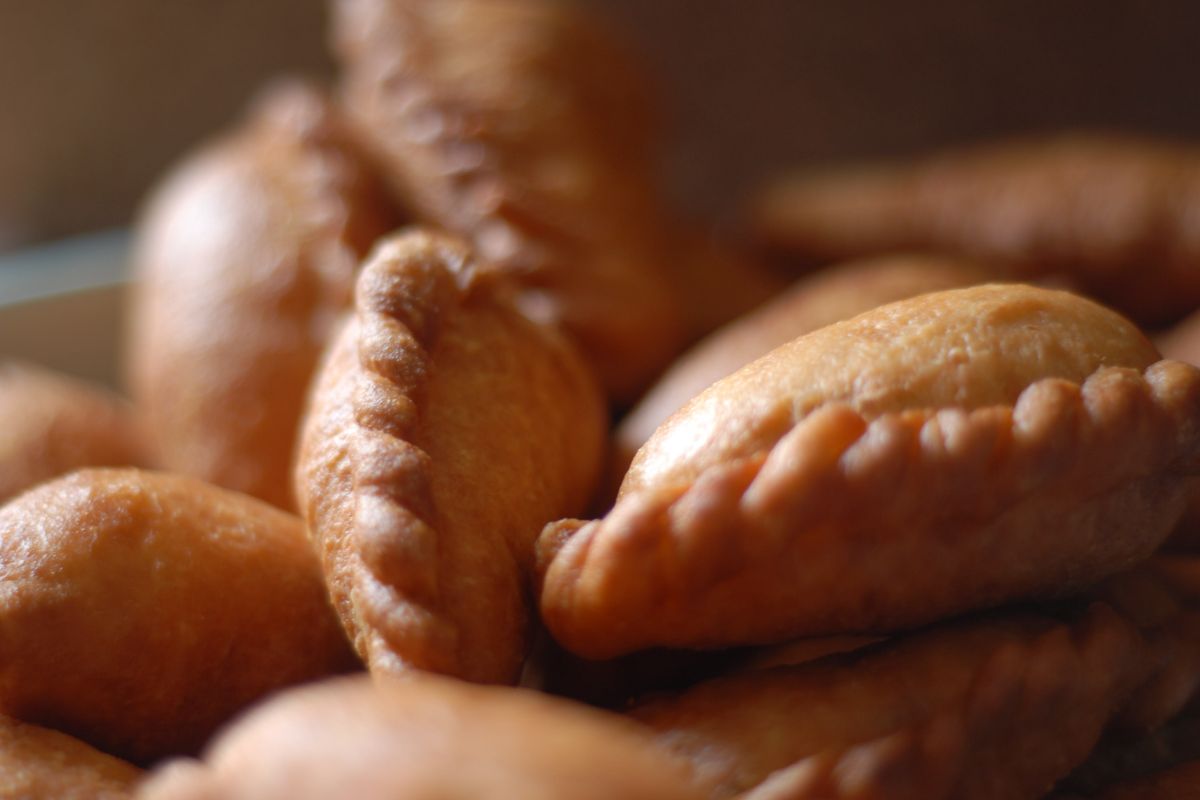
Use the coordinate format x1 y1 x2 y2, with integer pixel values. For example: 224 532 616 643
3 0 1200 253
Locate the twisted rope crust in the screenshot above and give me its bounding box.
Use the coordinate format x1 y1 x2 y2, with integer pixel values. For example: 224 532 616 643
540 361 1200 658
333 0 686 400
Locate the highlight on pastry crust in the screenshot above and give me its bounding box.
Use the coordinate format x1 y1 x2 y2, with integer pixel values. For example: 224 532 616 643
631 557 1200 800
138 674 711 800
0 716 140 800
539 284 1200 658
0 468 359 764
295 228 606 684
332 0 691 401
752 134 1200 325
0 360 152 504
128 79 399 510
615 255 996 470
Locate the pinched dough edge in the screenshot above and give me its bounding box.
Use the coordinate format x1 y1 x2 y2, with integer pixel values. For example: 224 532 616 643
541 361 1200 657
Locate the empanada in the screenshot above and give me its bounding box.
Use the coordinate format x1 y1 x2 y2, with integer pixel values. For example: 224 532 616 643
0 361 151 504
616 255 995 468
295 229 605 684
633 558 1200 800
0 468 358 764
753 135 1200 324
129 80 399 509
138 674 709 800
540 284 1200 657
332 0 690 400
0 716 140 800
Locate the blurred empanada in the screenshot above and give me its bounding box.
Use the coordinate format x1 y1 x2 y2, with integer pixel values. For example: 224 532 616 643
0 716 140 800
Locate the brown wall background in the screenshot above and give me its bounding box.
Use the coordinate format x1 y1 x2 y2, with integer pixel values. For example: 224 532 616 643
2 0 1200 250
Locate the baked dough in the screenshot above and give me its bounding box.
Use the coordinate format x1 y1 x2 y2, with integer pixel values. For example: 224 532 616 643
129 80 398 509
0 716 139 800
0 468 358 764
332 0 690 400
295 229 605 684
540 284 1200 657
753 135 1200 324
138 674 709 800
0 361 151 504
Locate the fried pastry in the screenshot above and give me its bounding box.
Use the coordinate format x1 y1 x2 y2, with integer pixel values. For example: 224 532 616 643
0 360 151 504
633 602 1145 800
0 468 358 764
1156 314 1200 550
752 135 1200 324
138 674 709 800
615 255 995 468
540 284 1200 657
295 229 606 684
129 79 399 509
0 716 140 800
333 0 689 400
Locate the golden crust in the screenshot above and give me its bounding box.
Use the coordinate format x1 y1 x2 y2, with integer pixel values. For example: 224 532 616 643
539 286 1200 657
0 361 152 504
296 229 606 684
752 134 1200 324
138 674 710 800
333 0 688 401
0 468 358 764
633 602 1145 800
128 79 398 509
0 716 140 800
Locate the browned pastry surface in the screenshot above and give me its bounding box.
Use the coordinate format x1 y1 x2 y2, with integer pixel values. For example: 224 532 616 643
0 468 358 764
333 0 691 401
128 79 399 509
0 716 140 800
138 674 710 800
615 255 996 469
753 135 1200 324
540 284 1200 658
0 360 151 504
1157 315 1200 550
295 229 606 684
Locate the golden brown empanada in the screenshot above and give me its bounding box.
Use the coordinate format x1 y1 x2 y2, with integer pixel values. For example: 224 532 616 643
0 468 358 764
0 360 151 504
0 716 140 800
752 135 1200 324
129 79 399 509
295 229 606 684
332 0 690 401
540 284 1200 658
138 674 710 800
633 558 1200 800
615 255 995 470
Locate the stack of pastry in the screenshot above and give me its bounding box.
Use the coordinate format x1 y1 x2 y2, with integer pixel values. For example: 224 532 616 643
3 1 1200 798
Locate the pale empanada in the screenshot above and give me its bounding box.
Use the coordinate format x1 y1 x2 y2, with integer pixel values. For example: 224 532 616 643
332 0 691 400
0 468 358 764
0 716 140 800
295 229 605 684
540 284 1200 657
616 255 995 468
632 559 1200 800
0 360 151 504
129 80 398 509
752 135 1200 325
138 674 709 800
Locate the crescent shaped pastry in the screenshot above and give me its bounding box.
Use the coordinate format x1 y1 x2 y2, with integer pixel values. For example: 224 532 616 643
633 559 1200 800
540 284 1200 657
129 79 399 509
752 135 1200 324
616 255 996 468
138 675 710 800
332 0 689 401
0 468 358 764
295 229 606 684
0 361 152 504
0 716 140 800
